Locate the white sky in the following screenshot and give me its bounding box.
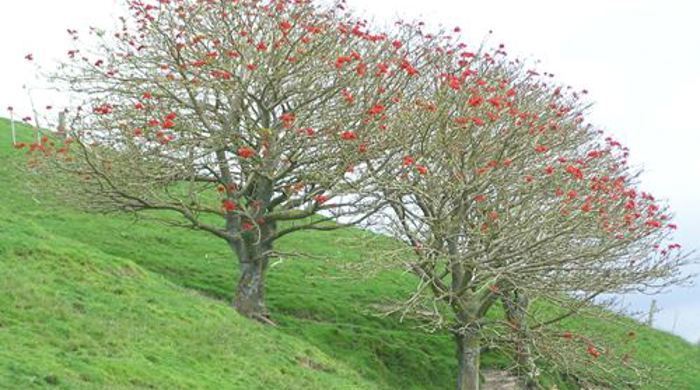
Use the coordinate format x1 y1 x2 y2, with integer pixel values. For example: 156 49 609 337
1 0 698 342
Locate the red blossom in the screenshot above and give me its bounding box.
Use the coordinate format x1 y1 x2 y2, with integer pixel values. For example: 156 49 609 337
645 220 662 228
279 20 292 31
587 346 601 358
222 199 236 212
416 165 428 175
314 194 328 204
280 112 296 128
237 147 256 158
368 104 385 116
566 165 584 180
340 131 357 140
474 194 486 203
467 95 483 107
162 119 176 129
534 144 549 153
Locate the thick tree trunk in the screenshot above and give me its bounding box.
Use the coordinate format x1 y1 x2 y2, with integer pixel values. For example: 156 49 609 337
229 237 271 322
233 257 268 319
455 330 481 390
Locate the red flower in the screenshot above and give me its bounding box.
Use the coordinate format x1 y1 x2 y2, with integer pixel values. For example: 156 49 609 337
93 104 113 115
133 128 143 136
645 220 662 228
391 40 402 49
165 112 177 121
402 155 415 166
544 166 555 175
222 199 236 212
280 112 295 128
237 147 256 158
567 190 577 199
400 60 418 76
134 102 145 110
162 119 176 129
147 119 160 127
416 165 428 175
667 223 678 230
472 117 485 126
587 346 601 358
368 104 385 116
256 42 268 51
474 194 486 203
534 144 549 153
314 194 328 204
142 91 153 100
467 95 483 107
566 165 583 180
279 20 292 31
340 131 357 140
448 76 461 90
335 55 352 69
587 150 603 159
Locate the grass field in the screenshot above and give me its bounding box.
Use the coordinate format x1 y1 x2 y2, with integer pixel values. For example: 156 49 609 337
1 118 698 389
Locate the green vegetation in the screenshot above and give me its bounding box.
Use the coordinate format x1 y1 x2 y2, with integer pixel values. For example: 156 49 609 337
1 118 699 389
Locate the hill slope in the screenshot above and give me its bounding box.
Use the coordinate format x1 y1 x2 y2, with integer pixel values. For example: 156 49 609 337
1 119 699 389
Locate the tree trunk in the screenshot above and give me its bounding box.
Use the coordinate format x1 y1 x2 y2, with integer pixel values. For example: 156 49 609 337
455 330 481 390
233 257 268 319
503 291 539 389
230 238 271 322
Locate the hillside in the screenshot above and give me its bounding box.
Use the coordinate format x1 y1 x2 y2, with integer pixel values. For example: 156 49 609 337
1 118 699 389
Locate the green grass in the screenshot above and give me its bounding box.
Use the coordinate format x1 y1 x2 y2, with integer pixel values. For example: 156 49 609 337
1 118 699 389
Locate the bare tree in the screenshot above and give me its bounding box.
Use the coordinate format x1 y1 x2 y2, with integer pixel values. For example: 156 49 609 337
25 0 427 321
363 42 689 389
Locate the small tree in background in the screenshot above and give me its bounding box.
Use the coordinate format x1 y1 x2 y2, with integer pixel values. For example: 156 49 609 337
23 0 429 321
362 38 689 389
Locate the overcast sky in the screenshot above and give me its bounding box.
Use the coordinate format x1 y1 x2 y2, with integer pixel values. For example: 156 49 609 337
1 0 698 342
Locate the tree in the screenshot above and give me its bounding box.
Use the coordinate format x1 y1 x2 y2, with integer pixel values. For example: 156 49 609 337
362 40 688 389
24 0 426 321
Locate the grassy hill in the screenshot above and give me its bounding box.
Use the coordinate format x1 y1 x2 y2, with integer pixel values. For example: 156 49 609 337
1 118 699 389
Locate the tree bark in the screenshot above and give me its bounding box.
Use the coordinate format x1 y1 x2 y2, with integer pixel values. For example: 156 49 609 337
233 255 268 319
455 330 481 390
503 291 539 389
230 237 271 322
